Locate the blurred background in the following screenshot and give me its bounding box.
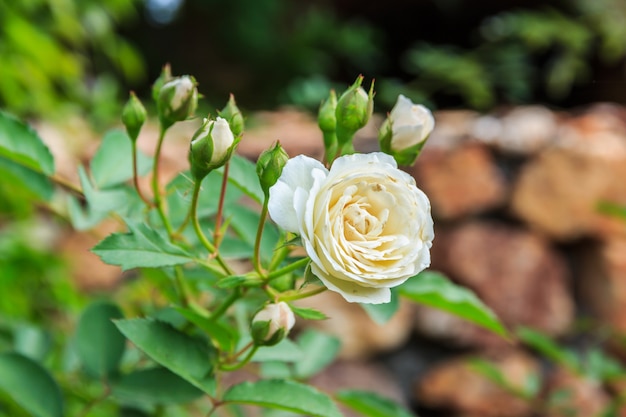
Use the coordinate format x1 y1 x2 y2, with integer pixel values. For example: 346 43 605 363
4 1 626 416
3 0 626 125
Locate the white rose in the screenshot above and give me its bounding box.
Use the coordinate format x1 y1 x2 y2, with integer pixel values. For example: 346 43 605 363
387 94 435 151
268 152 434 304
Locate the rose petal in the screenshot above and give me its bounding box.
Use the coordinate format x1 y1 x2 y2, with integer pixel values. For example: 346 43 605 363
311 263 391 304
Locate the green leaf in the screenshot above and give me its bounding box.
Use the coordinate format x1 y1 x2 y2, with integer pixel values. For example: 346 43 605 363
90 130 153 189
227 204 280 265
218 274 264 289
114 318 216 394
516 326 579 372
290 306 328 321
13 325 51 362
0 111 54 175
335 390 414 417
78 165 131 213
112 367 203 407
174 306 236 352
361 291 400 324
92 221 194 270
75 301 126 378
0 352 63 417
398 271 508 337
252 338 304 363
0 156 54 201
223 379 343 417
597 200 626 221
66 194 109 231
294 329 340 379
220 155 265 204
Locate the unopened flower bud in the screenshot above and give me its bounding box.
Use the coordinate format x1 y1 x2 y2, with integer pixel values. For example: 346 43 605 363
218 94 244 137
318 90 337 134
189 117 236 181
335 76 374 146
152 63 173 102
158 75 198 129
121 92 147 142
379 95 435 166
251 302 295 346
257 142 289 196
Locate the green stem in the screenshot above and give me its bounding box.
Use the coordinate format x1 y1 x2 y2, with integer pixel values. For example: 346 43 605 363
131 141 153 207
279 285 326 302
268 238 290 272
49 173 83 195
267 257 310 281
213 161 230 249
220 344 259 371
174 266 191 307
190 181 234 275
253 196 269 276
208 287 242 322
152 126 174 237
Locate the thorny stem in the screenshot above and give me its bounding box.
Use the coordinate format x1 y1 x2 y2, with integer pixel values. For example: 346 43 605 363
253 196 269 276
213 161 230 249
190 180 234 275
131 141 153 207
152 126 175 237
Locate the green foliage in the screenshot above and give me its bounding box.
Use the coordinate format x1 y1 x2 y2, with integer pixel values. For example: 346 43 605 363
0 0 145 123
399 271 508 337
0 353 63 417
223 379 343 417
335 390 415 417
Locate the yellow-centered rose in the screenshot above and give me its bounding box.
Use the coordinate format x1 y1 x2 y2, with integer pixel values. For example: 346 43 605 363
268 152 434 304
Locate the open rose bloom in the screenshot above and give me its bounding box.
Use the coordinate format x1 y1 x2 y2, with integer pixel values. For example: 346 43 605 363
268 152 434 304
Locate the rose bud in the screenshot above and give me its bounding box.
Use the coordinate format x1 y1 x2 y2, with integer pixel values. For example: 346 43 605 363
379 95 435 166
218 94 244 138
335 76 374 146
251 302 296 346
122 91 147 142
257 142 289 196
189 117 236 181
157 75 198 129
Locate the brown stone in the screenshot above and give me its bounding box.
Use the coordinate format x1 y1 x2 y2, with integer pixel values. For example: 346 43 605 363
511 111 626 240
415 350 539 417
294 290 414 360
418 221 573 347
577 238 626 332
410 143 507 220
544 368 611 417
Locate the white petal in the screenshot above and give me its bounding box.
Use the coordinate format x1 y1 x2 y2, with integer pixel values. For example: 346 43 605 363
268 155 327 233
311 263 391 304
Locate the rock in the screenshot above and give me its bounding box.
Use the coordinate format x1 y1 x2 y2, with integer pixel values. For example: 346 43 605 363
544 368 611 417
472 106 560 154
410 143 507 220
415 350 539 417
511 111 626 240
577 238 626 332
419 221 574 347
294 290 414 360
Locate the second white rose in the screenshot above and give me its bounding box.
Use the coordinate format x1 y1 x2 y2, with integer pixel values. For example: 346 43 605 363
268 152 434 304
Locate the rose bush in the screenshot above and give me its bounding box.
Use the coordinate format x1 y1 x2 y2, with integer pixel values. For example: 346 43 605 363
268 152 434 304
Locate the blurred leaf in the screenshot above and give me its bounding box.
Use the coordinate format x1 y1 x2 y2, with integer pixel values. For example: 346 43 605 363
115 318 216 394
78 165 131 214
335 390 414 417
516 327 579 372
293 329 340 379
0 352 63 417
597 200 626 220
398 271 508 337
174 306 237 352
584 348 625 382
0 156 54 202
112 367 203 407
223 379 342 417
252 338 304 363
0 107 54 176
92 221 195 270
75 301 125 378
90 130 152 189
361 290 400 324
13 325 51 362
220 155 265 205
228 204 280 265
